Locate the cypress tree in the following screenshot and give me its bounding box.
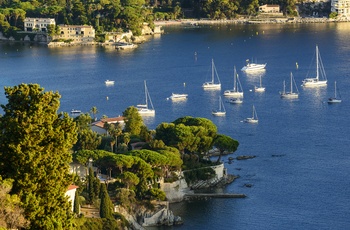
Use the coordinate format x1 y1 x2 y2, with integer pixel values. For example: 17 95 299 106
99 183 113 219
73 190 80 215
0 84 78 229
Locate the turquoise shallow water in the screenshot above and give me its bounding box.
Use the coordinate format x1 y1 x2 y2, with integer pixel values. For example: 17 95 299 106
1 22 350 229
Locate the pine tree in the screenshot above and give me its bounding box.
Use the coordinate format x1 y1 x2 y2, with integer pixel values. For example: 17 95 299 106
99 183 113 219
0 84 78 230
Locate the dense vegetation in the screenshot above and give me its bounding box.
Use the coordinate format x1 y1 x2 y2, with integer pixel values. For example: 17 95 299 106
0 83 239 229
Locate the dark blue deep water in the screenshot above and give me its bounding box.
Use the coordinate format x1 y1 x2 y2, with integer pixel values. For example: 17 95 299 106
1 22 350 230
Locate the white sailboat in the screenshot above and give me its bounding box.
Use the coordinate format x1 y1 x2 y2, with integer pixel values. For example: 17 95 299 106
244 105 258 123
328 81 342 103
302 45 327 87
223 66 244 97
212 96 226 116
254 75 265 92
280 72 299 99
202 59 221 89
137 80 155 116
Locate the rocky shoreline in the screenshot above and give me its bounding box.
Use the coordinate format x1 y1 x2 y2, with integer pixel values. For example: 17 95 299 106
155 17 350 27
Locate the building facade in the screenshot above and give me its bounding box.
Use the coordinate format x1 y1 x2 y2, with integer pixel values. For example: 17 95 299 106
57 25 95 43
259 4 280 13
24 18 55 32
331 0 350 18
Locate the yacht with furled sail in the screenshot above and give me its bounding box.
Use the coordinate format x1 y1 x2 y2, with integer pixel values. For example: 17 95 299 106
202 59 221 89
223 66 244 97
280 72 299 99
301 45 327 87
137 80 155 116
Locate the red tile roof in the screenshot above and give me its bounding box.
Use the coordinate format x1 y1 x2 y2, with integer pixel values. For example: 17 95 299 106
67 185 79 191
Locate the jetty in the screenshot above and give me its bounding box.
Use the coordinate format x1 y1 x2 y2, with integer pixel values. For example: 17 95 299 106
184 193 246 200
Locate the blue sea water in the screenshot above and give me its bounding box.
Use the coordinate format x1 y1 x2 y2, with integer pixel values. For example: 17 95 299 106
1 22 350 229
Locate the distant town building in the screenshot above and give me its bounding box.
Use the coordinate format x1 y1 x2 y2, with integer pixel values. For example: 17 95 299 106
259 4 280 13
24 18 55 32
56 25 95 43
331 0 350 18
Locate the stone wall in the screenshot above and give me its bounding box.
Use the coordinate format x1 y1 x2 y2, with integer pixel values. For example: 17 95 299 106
160 178 191 203
161 163 225 202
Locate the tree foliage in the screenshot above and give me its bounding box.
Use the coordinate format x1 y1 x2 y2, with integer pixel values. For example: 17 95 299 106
213 134 239 163
99 183 113 219
0 177 29 229
0 83 77 230
123 106 144 136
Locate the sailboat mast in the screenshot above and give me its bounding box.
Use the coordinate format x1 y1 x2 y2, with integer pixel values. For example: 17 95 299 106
290 72 293 93
316 45 319 80
144 80 148 107
212 59 214 83
233 66 237 91
335 81 337 98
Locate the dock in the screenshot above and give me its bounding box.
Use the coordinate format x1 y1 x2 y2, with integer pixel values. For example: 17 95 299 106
184 193 246 199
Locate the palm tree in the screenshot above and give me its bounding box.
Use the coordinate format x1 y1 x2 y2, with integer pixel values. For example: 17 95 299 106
90 106 99 121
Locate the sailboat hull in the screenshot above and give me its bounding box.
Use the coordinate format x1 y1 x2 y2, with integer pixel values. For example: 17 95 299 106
223 90 243 97
327 98 342 103
302 78 327 87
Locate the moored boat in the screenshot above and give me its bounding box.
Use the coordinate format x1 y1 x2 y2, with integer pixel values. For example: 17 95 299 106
241 59 266 72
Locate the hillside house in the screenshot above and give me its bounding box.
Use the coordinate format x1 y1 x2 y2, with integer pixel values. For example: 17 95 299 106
65 185 79 212
56 25 95 43
91 116 125 135
332 0 350 18
259 4 280 13
24 18 55 32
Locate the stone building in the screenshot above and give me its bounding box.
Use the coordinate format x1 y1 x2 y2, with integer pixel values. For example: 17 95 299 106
331 0 350 18
259 4 280 13
55 25 95 43
24 18 55 32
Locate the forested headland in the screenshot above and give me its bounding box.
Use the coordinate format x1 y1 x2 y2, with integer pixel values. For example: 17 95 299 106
0 0 329 40
0 84 239 229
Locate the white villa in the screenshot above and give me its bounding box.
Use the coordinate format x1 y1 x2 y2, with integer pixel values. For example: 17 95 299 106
24 18 55 32
331 0 350 18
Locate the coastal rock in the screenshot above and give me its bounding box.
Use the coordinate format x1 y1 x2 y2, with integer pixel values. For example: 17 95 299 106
142 208 183 227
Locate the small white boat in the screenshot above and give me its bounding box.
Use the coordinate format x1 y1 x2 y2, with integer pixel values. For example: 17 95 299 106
328 81 342 103
302 45 327 87
212 96 226 116
244 105 258 123
70 109 81 115
105 80 115 85
167 93 188 100
137 80 155 116
254 75 265 92
223 66 244 97
280 72 299 99
229 98 243 104
115 42 137 50
202 59 221 89
241 59 266 72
